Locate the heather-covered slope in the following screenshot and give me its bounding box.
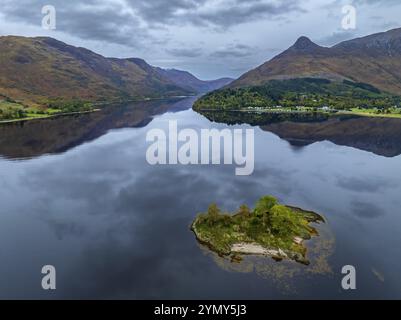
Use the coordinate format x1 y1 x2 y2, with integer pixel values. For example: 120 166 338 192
231 28 401 95
154 68 233 93
0 36 190 107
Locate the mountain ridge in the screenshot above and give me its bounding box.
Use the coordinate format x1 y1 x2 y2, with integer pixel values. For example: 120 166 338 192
0 35 231 109
154 67 233 93
0 35 190 107
230 27 401 94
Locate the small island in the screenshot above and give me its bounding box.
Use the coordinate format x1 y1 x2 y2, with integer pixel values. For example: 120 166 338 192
191 196 325 265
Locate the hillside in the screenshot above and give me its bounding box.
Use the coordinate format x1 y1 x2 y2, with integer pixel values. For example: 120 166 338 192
154 68 233 93
194 77 401 111
231 28 401 95
0 36 191 108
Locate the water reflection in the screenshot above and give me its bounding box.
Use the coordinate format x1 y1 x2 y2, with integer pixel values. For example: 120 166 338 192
3 99 401 160
0 97 195 160
204 223 335 294
198 110 401 157
0 98 401 299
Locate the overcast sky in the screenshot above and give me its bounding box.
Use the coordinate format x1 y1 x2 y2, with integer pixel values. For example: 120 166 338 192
0 0 400 79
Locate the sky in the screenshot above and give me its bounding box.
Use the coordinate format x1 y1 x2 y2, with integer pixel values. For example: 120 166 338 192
0 0 400 80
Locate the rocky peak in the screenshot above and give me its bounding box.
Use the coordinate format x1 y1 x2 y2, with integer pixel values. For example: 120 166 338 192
292 36 316 50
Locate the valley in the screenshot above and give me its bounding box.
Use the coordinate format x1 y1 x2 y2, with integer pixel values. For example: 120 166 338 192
0 36 232 122
2 0 401 302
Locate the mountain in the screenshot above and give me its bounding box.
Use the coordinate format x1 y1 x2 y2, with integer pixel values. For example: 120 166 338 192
231 28 401 95
154 68 233 93
0 36 191 107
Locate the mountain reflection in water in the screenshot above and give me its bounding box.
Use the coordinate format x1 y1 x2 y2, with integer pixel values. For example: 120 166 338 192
198 110 401 157
1 97 401 299
2 100 401 159
0 97 196 160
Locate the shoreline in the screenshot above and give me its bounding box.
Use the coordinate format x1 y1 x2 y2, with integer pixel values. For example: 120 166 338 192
191 203 325 265
336 110 401 119
0 109 101 124
194 108 401 119
191 218 311 265
0 95 194 125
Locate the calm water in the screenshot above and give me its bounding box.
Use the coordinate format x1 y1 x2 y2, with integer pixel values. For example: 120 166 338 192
0 97 401 299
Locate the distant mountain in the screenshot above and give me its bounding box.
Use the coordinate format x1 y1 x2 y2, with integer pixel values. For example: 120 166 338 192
0 36 191 107
154 68 233 93
231 28 401 95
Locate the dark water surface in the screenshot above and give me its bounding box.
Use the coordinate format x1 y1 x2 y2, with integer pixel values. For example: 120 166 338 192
0 97 401 299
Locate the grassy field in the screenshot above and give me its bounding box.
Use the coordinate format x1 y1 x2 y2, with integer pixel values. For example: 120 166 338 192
339 108 401 119
0 99 98 123
0 100 27 120
0 100 24 109
1 100 54 123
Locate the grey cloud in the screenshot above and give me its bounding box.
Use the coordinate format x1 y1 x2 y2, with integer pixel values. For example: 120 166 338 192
351 201 386 219
2 0 151 48
191 0 305 29
328 0 401 7
126 0 305 29
352 0 400 5
337 176 397 193
211 43 255 58
166 47 204 58
1 0 305 47
318 30 357 46
126 0 209 25
368 16 400 31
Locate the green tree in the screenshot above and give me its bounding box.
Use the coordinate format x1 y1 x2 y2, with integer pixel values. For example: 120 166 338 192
206 203 221 225
270 205 301 238
207 203 220 217
254 196 278 217
237 204 251 218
